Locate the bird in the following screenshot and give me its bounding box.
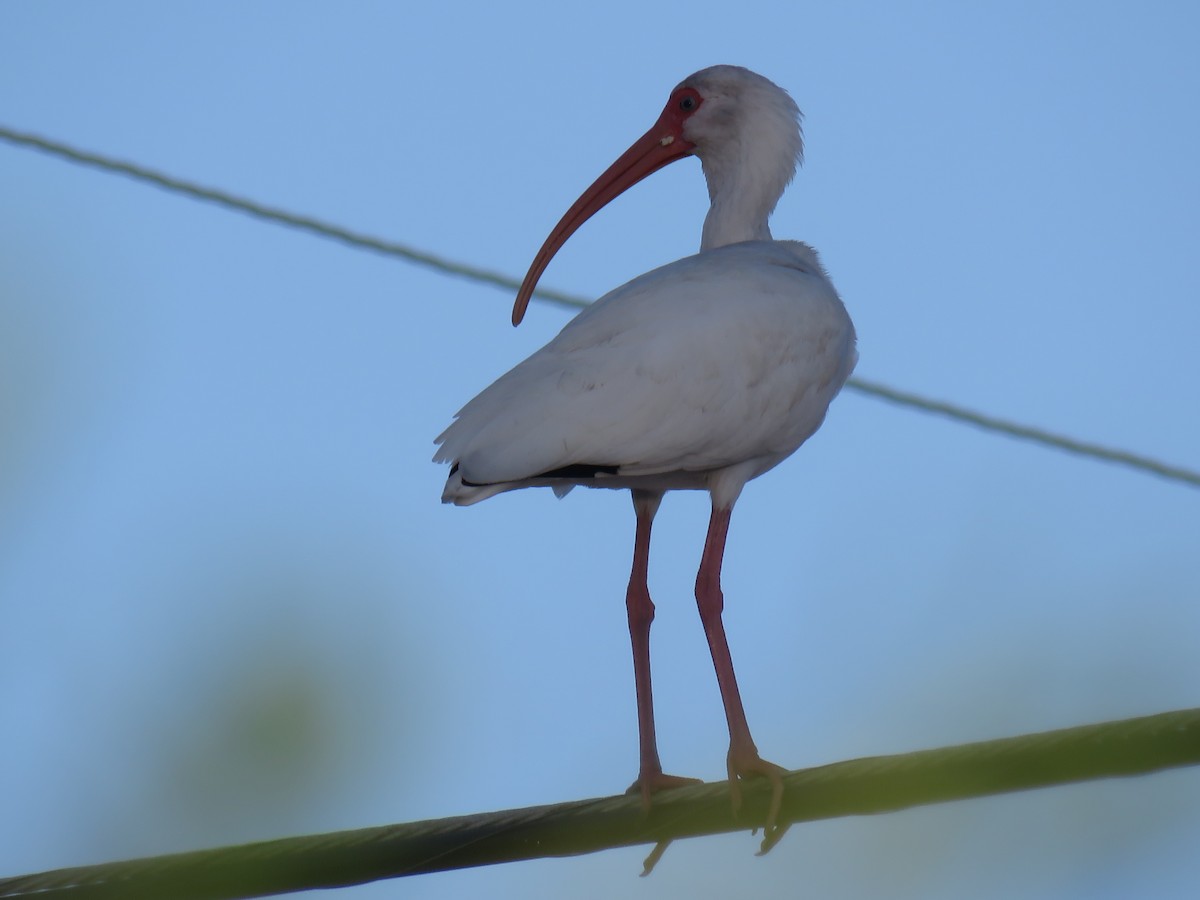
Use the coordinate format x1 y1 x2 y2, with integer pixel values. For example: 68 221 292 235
434 65 857 837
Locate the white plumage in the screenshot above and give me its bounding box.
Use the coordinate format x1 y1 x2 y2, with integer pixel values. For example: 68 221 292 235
434 65 856 840
436 240 854 508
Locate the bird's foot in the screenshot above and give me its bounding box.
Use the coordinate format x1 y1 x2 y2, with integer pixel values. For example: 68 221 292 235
627 772 701 877
726 747 788 851
627 770 704 811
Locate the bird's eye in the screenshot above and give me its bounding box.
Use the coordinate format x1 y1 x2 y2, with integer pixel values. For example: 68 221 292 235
679 95 697 111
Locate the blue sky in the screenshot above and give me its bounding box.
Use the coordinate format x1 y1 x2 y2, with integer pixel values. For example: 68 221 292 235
2 3 1198 898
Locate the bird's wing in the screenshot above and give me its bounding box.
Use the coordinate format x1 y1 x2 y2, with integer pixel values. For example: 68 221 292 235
435 241 856 485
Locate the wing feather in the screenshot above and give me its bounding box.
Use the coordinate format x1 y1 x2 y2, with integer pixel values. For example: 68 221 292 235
434 241 856 488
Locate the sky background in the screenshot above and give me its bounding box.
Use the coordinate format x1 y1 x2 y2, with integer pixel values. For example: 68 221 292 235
2 2 1199 898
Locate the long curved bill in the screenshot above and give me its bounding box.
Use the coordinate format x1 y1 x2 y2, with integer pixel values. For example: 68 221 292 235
511 108 696 326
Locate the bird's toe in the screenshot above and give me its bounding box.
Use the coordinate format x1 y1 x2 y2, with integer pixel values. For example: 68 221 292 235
726 747 788 841
627 770 704 811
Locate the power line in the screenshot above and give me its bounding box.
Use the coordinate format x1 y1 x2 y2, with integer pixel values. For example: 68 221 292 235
0 126 588 310
851 378 1200 487
2 124 1197 490
1 707 1197 898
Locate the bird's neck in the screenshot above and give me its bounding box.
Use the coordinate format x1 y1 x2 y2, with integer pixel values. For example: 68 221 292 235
698 150 789 251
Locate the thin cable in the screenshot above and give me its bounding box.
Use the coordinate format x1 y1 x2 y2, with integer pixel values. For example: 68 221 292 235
851 377 1200 488
0 126 585 309
2 125 1197 490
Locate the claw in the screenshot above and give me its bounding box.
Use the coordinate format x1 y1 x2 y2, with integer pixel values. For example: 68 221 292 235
640 839 672 876
757 821 791 855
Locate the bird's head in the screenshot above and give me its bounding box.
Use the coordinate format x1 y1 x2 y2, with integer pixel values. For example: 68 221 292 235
511 66 803 325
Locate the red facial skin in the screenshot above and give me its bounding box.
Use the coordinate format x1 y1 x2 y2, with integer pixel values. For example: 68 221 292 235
511 87 703 325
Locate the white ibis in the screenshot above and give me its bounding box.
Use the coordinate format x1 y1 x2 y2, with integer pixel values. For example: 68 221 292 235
435 65 856 835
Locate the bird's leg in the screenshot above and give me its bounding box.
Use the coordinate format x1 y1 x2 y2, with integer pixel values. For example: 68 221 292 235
695 503 787 834
626 490 702 808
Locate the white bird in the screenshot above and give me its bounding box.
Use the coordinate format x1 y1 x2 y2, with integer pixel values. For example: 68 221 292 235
435 65 856 835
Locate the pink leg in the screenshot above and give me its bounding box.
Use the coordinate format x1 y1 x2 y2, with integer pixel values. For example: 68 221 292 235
696 503 787 832
626 490 701 806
